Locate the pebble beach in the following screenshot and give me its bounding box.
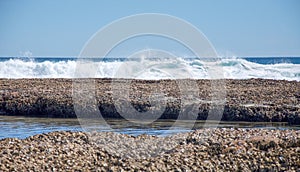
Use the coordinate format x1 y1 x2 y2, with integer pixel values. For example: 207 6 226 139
0 129 299 171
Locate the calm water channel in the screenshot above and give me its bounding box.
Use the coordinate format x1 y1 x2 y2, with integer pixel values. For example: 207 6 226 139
0 115 299 139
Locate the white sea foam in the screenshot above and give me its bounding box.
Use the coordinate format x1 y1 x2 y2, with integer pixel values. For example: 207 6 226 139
220 58 300 81
0 59 77 78
0 58 299 81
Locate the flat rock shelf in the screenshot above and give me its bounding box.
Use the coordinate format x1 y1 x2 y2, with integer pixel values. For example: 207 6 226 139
0 78 299 124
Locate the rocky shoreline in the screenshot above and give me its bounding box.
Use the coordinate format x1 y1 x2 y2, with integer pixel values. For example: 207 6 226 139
0 78 299 124
0 129 299 171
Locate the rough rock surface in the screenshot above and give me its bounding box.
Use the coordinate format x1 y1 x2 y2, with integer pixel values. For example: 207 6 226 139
0 129 299 171
0 78 299 124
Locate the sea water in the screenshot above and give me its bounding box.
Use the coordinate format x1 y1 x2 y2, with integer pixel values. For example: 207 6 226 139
1 115 298 139
0 57 299 81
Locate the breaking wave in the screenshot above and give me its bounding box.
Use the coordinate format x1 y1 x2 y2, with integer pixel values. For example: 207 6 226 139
0 57 299 81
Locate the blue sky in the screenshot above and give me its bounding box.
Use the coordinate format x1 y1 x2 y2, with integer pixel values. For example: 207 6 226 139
0 0 299 57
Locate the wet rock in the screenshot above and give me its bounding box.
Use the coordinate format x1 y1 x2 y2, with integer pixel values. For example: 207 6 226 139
0 78 299 124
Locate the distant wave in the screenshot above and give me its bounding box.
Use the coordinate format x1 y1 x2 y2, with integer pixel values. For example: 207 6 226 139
0 58 299 81
220 58 300 81
0 59 77 78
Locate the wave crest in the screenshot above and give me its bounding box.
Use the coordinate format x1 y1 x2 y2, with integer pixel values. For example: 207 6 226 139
0 58 299 81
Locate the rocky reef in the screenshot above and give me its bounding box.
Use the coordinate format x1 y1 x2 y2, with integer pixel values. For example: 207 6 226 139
0 78 299 124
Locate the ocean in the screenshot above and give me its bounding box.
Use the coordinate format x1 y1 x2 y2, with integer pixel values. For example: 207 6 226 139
0 57 299 81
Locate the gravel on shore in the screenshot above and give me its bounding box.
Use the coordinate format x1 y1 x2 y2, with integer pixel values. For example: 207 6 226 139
0 78 299 124
0 129 299 171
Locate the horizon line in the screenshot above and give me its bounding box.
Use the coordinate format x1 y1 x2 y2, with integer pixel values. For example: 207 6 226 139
0 55 300 58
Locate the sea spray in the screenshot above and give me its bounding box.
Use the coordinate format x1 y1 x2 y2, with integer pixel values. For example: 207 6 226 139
0 57 299 81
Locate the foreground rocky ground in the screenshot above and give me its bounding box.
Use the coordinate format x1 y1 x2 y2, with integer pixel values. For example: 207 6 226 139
0 78 299 124
0 129 299 171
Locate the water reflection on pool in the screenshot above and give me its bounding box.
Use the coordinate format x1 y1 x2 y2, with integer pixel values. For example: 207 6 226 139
0 115 299 139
